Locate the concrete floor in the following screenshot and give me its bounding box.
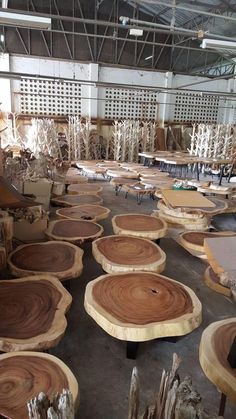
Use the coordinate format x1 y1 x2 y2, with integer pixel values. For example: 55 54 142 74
51 179 236 419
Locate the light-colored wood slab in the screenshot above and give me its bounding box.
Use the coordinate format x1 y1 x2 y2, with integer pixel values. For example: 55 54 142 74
45 219 104 244
56 204 110 222
0 275 72 352
162 190 215 208
8 241 83 281
199 318 236 404
204 236 236 276
180 231 236 253
65 173 88 185
67 183 103 195
112 214 167 240
158 197 228 218
0 351 79 419
106 169 139 179
157 210 210 231
92 235 166 273
84 271 202 341
110 178 137 186
51 194 103 207
203 266 232 297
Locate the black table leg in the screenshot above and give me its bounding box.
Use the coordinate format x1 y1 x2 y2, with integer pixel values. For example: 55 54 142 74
219 165 225 186
126 341 139 359
219 393 227 416
156 238 160 245
196 162 200 181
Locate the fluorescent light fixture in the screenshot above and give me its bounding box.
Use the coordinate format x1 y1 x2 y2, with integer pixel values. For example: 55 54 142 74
145 55 153 60
0 11 51 30
201 38 236 51
129 28 143 36
0 34 4 43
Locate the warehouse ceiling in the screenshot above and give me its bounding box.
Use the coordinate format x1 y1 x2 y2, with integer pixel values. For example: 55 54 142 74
1 0 236 78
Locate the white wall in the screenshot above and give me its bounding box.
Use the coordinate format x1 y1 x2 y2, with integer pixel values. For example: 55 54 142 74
0 53 233 123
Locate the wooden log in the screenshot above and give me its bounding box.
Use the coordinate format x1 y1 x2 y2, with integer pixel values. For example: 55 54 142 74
8 241 83 281
45 219 104 244
180 231 236 254
84 271 202 341
157 211 210 231
56 204 110 222
112 214 167 240
92 235 166 274
0 275 71 352
199 318 236 404
204 266 232 297
0 351 79 419
51 194 103 207
67 183 103 195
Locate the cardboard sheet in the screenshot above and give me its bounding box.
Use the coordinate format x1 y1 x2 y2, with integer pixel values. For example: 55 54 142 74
162 190 216 208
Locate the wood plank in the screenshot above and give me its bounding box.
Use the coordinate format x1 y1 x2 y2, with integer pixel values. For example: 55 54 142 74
204 236 236 276
162 190 215 209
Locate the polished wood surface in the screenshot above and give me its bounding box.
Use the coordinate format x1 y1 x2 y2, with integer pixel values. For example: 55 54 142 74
56 204 110 221
46 219 103 243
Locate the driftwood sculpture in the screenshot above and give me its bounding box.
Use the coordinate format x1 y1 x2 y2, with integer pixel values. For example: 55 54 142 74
27 389 74 419
128 354 223 419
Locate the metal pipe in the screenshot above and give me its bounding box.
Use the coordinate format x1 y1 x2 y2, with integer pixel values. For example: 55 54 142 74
120 16 236 42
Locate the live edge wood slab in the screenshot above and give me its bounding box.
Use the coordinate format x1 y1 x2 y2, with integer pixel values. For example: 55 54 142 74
179 231 236 257
84 272 202 342
199 318 236 404
67 183 103 195
92 235 166 274
8 241 83 281
45 219 104 244
51 194 103 207
56 204 111 222
0 275 71 352
0 351 79 419
112 214 167 240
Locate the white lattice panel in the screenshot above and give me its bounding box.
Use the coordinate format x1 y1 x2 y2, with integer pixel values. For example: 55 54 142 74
104 88 158 120
174 93 219 123
19 78 82 116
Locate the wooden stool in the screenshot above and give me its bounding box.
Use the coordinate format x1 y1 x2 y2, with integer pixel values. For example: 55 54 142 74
8 241 83 281
123 183 155 205
0 275 71 351
92 235 166 274
85 271 202 358
67 183 103 195
112 214 167 241
200 318 236 416
45 219 104 244
51 194 103 207
0 351 79 419
56 204 111 222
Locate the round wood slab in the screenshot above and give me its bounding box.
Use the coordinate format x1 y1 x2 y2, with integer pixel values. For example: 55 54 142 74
0 351 79 419
51 194 103 207
45 219 104 244
65 173 88 185
199 318 236 403
0 275 72 352
112 214 167 240
8 241 83 281
92 235 166 273
180 231 236 254
56 204 111 222
157 197 228 219
84 271 202 341
110 178 137 186
204 266 231 297
157 210 210 231
67 183 103 195
106 169 139 179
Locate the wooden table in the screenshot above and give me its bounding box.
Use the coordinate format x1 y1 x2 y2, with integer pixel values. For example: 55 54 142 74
46 219 104 244
0 351 79 419
200 318 236 415
85 271 202 358
110 177 137 195
51 194 103 207
8 241 83 281
123 183 156 204
0 275 71 352
67 183 103 195
112 214 167 241
92 235 166 274
56 204 111 222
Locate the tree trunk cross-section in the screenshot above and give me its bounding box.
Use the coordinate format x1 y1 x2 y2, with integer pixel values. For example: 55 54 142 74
51 194 103 207
0 351 79 419
56 204 111 222
204 266 232 297
92 236 166 273
200 318 236 404
112 214 167 240
0 275 71 352
85 272 202 341
67 184 103 195
180 231 236 253
8 241 83 281
45 220 104 244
